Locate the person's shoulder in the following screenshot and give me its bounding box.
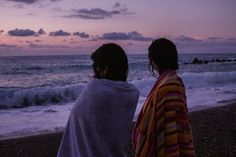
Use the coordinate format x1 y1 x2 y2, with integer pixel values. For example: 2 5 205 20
157 73 185 95
122 82 140 101
85 78 109 93
87 78 98 85
161 73 183 87
87 78 107 87
89 79 139 94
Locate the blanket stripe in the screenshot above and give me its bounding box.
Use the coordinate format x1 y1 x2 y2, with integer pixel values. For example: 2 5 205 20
133 71 196 157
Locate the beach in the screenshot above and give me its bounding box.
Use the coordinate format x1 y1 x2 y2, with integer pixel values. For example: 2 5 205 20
1 102 236 157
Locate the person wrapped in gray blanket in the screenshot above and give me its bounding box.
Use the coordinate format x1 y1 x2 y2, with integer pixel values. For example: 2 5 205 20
57 43 140 157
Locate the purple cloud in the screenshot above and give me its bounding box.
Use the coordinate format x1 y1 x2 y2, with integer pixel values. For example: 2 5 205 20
112 2 129 14
73 32 89 38
175 36 202 42
207 37 223 41
99 31 152 41
101 32 130 40
7 0 38 4
35 39 41 42
174 36 236 53
128 31 152 41
28 43 69 49
89 36 99 41
8 28 36 36
0 44 22 55
6 0 59 4
37 28 46 35
113 2 121 8
66 8 115 19
49 30 71 36
0 44 18 49
64 3 132 19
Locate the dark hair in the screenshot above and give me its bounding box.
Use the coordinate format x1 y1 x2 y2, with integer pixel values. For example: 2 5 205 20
91 43 128 81
148 38 179 74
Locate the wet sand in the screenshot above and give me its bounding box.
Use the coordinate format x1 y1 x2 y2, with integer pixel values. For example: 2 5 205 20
1 103 236 157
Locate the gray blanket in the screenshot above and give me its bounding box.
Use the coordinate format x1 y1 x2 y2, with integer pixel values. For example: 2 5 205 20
57 79 139 157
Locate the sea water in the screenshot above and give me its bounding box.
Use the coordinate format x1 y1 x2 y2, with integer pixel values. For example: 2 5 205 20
0 54 236 138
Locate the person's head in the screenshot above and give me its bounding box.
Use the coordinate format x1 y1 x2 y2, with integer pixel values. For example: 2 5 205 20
91 43 128 81
148 38 179 74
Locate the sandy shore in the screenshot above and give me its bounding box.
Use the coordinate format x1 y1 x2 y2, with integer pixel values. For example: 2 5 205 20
1 103 236 157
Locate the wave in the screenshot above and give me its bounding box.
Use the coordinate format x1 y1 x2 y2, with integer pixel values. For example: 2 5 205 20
25 66 45 71
0 84 85 109
1 71 235 109
131 71 236 97
1 71 32 75
181 71 236 88
0 64 92 75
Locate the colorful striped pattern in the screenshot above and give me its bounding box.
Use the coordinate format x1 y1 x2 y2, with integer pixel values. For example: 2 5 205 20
133 71 196 157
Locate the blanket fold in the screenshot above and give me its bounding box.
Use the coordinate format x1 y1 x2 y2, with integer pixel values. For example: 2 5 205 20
58 79 139 157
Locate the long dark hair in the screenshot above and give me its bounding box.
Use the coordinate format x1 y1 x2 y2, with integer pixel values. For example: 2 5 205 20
91 43 128 81
148 38 179 74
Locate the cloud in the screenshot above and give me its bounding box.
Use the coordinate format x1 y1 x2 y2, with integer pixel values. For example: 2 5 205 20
207 37 223 41
37 28 46 35
73 32 89 38
99 31 152 41
205 37 236 47
174 36 236 53
112 2 129 14
7 28 45 36
0 44 18 49
0 44 22 55
49 30 71 36
64 3 132 19
113 2 121 8
28 43 69 49
7 0 38 4
100 32 129 40
8 28 36 36
175 36 202 42
127 42 134 46
65 8 116 19
174 36 232 44
128 31 153 41
0 30 4 34
6 0 59 4
89 36 99 41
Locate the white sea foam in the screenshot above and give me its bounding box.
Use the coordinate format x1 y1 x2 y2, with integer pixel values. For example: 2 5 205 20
0 103 74 139
1 71 236 138
132 71 236 96
1 53 236 139
131 71 236 120
0 83 85 108
181 71 236 88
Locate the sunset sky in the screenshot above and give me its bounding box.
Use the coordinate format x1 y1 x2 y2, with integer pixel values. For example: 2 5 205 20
0 0 236 56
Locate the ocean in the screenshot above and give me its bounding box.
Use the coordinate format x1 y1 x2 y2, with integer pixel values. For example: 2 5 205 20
0 53 236 138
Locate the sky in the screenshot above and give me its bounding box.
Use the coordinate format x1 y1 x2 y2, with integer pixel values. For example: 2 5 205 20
0 0 236 56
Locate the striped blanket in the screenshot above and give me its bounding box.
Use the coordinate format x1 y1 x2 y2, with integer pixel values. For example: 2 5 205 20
133 71 196 157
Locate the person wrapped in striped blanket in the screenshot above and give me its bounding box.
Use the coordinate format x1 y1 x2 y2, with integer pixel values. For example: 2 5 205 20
133 38 196 157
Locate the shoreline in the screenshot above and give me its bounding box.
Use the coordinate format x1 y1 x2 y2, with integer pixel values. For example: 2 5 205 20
1 100 235 140
1 102 236 157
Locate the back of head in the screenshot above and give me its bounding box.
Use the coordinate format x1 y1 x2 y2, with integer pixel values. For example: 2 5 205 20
91 43 128 81
148 38 179 74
